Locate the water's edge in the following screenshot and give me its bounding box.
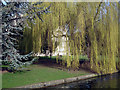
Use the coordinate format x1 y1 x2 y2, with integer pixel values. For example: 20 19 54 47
15 71 119 88
16 74 97 88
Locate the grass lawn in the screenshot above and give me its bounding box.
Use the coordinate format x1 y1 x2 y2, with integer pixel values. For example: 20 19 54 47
2 65 91 88
38 55 89 61
0 73 2 89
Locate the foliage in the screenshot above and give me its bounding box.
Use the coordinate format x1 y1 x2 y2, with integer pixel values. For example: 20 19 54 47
20 2 118 74
1 1 50 71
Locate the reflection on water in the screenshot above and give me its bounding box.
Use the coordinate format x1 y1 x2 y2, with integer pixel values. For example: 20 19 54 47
51 72 120 88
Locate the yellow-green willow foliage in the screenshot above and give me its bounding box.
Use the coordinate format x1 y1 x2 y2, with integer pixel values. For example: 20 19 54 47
91 17 100 73
68 2 118 73
21 2 71 53
88 3 118 74
21 2 118 74
118 3 120 71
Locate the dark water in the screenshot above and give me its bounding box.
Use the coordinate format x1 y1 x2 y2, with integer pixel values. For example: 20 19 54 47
50 72 120 88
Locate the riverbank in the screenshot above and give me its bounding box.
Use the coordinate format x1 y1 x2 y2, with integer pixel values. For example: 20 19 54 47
2 64 92 88
2 59 120 88
51 72 120 88
16 71 120 89
16 74 97 88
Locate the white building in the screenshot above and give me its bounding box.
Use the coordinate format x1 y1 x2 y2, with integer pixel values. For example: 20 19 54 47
35 25 71 57
52 27 70 56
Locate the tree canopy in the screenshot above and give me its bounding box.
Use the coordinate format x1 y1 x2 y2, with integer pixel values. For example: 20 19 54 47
1 1 50 71
1 1 119 74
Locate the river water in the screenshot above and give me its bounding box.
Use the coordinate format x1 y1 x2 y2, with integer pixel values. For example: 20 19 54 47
50 72 120 88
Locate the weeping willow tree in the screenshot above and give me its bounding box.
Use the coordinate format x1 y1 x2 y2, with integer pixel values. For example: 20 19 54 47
20 3 52 54
21 2 119 74
87 2 118 74
20 2 70 54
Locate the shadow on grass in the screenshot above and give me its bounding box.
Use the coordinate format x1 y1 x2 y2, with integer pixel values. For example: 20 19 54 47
32 56 95 74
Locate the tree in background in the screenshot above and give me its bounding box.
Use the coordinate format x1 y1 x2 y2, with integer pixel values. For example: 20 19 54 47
1 1 50 71
19 2 118 74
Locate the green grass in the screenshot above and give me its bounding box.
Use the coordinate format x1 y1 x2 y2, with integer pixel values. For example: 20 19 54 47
39 55 89 61
2 65 91 88
95 56 119 63
0 73 2 89
0 65 9 68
